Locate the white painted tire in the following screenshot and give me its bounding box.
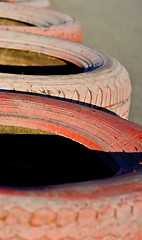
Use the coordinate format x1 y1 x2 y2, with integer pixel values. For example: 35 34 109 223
0 30 131 119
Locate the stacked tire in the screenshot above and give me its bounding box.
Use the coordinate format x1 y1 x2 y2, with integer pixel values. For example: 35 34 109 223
0 0 50 8
0 2 82 42
0 1 141 239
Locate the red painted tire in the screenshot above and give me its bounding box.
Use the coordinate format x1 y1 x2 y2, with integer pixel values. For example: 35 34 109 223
0 0 50 8
0 91 142 239
0 30 131 119
0 2 82 43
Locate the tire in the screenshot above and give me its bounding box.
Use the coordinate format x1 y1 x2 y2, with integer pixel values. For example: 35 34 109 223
0 2 82 43
0 30 131 119
0 0 50 8
0 91 142 239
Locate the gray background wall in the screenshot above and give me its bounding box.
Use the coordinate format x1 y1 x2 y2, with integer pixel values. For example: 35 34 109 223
50 0 142 125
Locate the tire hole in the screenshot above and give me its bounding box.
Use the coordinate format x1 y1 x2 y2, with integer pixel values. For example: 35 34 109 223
0 18 34 26
0 48 84 75
0 134 114 187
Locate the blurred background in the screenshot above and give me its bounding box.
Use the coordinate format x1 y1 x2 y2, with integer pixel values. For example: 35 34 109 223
50 0 142 125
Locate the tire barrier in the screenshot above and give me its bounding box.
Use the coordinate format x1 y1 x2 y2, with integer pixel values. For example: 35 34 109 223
0 0 50 8
0 30 131 119
0 2 82 43
0 1 141 238
0 91 142 239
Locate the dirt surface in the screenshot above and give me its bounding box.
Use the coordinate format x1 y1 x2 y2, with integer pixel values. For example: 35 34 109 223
50 0 142 125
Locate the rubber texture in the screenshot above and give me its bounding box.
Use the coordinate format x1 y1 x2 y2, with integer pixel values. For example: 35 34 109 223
0 0 50 8
0 30 131 119
0 91 142 239
0 2 82 43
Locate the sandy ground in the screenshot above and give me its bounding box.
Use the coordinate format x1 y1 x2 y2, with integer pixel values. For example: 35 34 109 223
50 0 142 125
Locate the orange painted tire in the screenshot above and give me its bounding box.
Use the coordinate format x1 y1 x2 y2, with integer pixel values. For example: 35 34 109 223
0 2 82 43
0 30 131 119
0 0 50 8
0 91 142 239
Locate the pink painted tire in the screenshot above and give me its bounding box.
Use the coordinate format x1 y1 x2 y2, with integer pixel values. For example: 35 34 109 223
0 0 50 8
0 2 82 43
0 91 142 239
0 30 131 119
